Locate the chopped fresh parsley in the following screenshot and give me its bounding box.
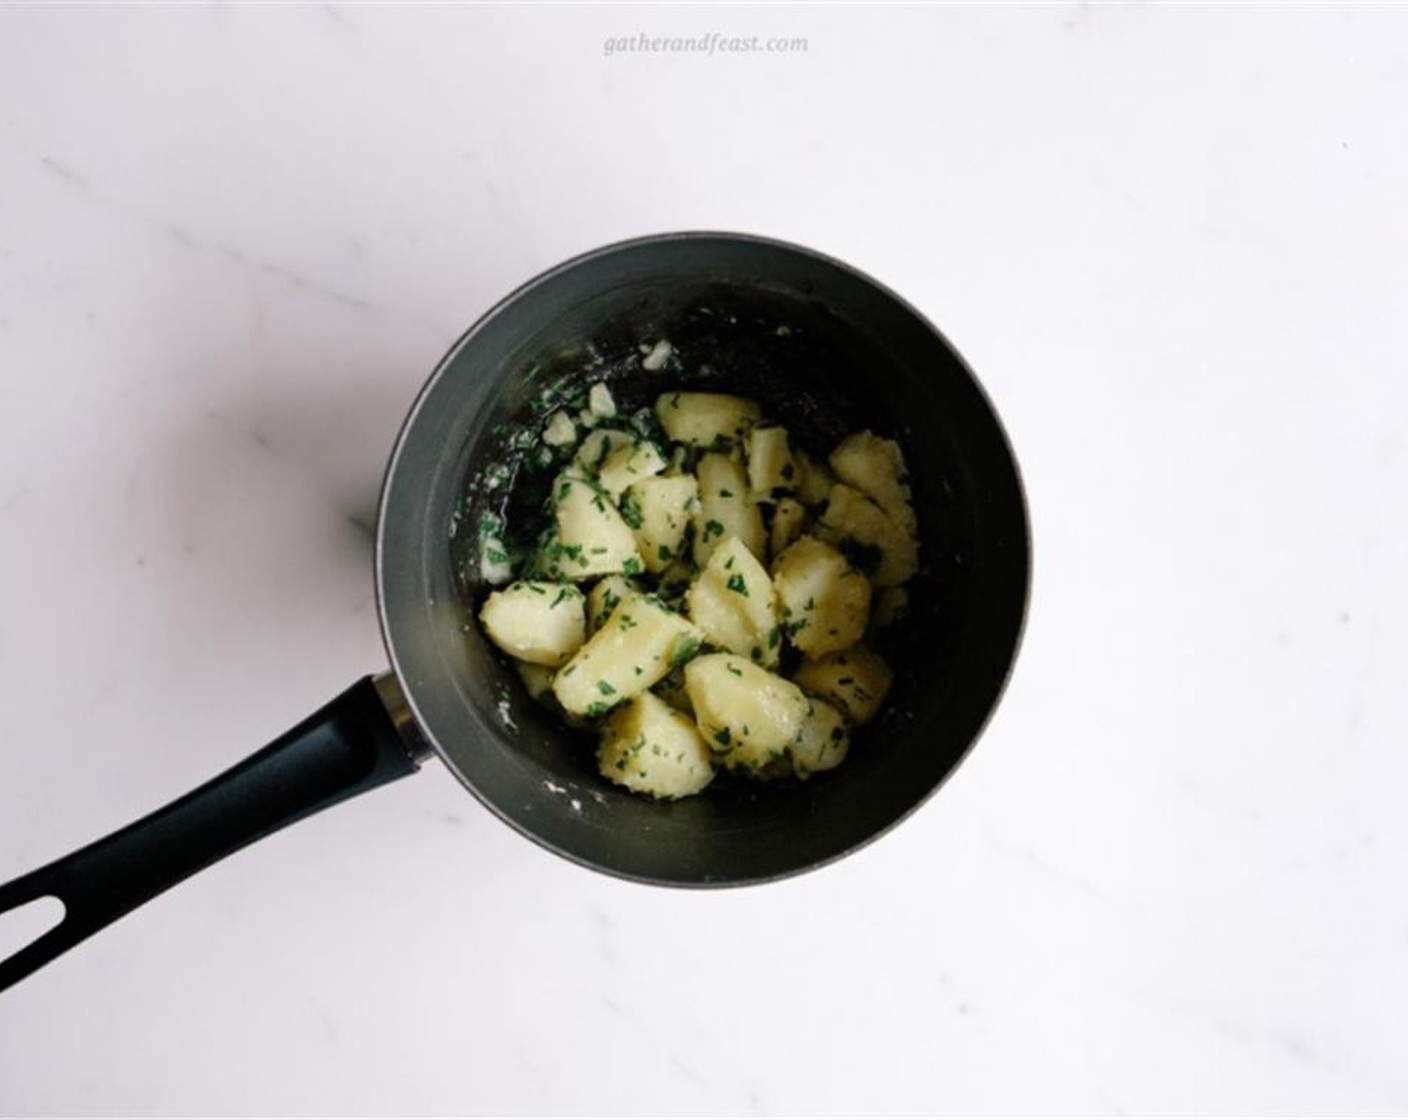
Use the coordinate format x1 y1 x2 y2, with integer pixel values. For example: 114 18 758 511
670 635 702 668
726 573 748 596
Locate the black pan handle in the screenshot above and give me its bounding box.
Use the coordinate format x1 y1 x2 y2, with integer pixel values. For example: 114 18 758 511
0 674 428 994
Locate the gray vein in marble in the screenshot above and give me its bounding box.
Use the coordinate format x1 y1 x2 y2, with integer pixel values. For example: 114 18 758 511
667 1051 708 1089
984 835 1117 906
1139 988 1357 1086
308 996 340 1046
39 155 87 186
24 148 444 329
213 240 376 313
589 906 615 968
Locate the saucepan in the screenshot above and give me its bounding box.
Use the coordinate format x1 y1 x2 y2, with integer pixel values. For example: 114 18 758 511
0 232 1030 994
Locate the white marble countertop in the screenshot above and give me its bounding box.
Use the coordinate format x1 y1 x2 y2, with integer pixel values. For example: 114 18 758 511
2 4 1406 1116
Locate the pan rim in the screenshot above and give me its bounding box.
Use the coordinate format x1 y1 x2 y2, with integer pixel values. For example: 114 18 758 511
373 229 1033 887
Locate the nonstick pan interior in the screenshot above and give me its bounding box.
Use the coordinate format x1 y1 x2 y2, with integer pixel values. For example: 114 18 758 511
377 234 1029 885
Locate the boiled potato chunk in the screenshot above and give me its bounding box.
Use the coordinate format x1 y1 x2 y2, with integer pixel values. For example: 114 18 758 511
598 691 715 799
514 659 592 730
746 425 796 499
574 428 635 473
586 575 641 633
828 430 918 539
553 596 703 717
693 452 766 567
869 585 910 635
656 392 761 448
542 411 576 447
597 438 667 499
788 697 850 777
769 497 808 560
528 526 568 580
817 483 919 587
479 581 586 667
793 644 894 725
792 448 836 507
514 659 556 704
552 472 643 579
772 536 871 657
686 536 780 667
588 383 617 419
684 653 809 772
623 474 698 574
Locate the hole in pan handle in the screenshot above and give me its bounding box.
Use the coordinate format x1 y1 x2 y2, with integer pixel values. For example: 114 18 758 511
0 673 428 995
